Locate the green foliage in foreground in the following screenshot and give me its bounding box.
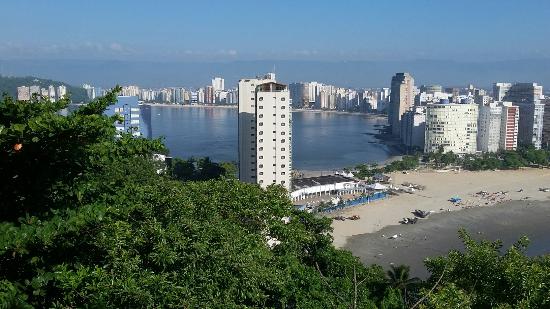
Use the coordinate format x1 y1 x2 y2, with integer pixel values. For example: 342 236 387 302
0 90 395 308
422 230 550 308
2 90 550 308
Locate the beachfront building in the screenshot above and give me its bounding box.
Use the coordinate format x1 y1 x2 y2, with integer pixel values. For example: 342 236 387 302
503 83 544 149
401 106 426 150
238 74 292 191
389 73 415 136
105 96 141 137
425 102 478 154
477 103 503 152
290 175 358 202
499 102 520 151
543 99 550 149
477 101 520 152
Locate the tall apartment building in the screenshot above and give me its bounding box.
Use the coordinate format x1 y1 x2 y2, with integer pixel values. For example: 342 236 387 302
424 102 478 154
477 103 503 152
289 82 309 108
205 86 214 104
389 73 415 136
17 86 30 101
401 106 426 150
503 83 544 149
238 75 291 191
57 85 67 99
493 83 512 101
105 96 141 137
542 99 550 149
499 102 519 151
29 85 40 98
212 77 225 92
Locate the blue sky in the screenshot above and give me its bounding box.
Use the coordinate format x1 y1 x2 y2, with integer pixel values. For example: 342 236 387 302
2 0 550 62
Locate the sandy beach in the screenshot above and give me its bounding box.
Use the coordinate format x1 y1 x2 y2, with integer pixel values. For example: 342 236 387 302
331 168 550 248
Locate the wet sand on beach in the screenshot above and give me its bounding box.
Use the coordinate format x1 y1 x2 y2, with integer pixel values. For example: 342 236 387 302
344 201 550 278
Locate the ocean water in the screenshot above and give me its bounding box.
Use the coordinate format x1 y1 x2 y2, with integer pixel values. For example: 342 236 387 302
140 105 398 170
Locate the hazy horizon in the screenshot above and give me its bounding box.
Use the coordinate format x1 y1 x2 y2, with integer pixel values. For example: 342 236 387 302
2 0 550 89
2 58 550 90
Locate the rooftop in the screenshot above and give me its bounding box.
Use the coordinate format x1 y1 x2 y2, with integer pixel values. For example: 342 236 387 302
292 174 355 190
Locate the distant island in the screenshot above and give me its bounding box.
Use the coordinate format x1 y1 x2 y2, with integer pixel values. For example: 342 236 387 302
0 75 88 103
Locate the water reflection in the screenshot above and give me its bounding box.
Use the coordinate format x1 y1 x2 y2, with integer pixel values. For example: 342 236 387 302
142 106 397 170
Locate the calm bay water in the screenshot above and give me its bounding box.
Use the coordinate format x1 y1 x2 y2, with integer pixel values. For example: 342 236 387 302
141 105 398 170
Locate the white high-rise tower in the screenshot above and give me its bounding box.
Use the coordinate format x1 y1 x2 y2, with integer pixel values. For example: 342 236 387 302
238 74 291 191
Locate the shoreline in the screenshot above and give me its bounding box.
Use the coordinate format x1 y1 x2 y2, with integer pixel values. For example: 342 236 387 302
330 168 550 248
141 103 387 119
345 200 550 278
291 108 386 118
141 103 237 108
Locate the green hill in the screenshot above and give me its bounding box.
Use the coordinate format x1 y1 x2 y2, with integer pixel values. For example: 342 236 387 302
0 75 88 103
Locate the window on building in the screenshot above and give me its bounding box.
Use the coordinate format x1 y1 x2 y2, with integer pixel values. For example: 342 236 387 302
259 147 263 151
259 97 263 101
259 114 263 118
281 156 285 159
281 123 286 126
281 164 286 168
259 172 263 175
281 106 286 109
259 180 263 184
259 106 263 109
281 132 285 135
259 139 263 143
259 131 263 135
281 172 286 175
281 115 285 118
281 97 286 101
281 139 285 143
259 122 263 126
259 156 263 159
259 164 263 168
281 148 285 151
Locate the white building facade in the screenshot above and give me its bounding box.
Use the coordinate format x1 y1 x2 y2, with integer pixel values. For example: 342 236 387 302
238 75 292 191
425 103 478 154
477 103 502 153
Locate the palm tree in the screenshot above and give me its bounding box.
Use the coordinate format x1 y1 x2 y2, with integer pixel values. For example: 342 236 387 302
386 264 420 306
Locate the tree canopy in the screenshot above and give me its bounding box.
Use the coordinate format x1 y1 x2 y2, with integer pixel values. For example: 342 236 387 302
0 89 397 308
2 90 549 308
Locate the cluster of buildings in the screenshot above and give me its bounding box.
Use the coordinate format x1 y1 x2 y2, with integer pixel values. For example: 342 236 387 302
390 72 548 153
17 84 67 101
84 77 239 105
288 81 389 112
